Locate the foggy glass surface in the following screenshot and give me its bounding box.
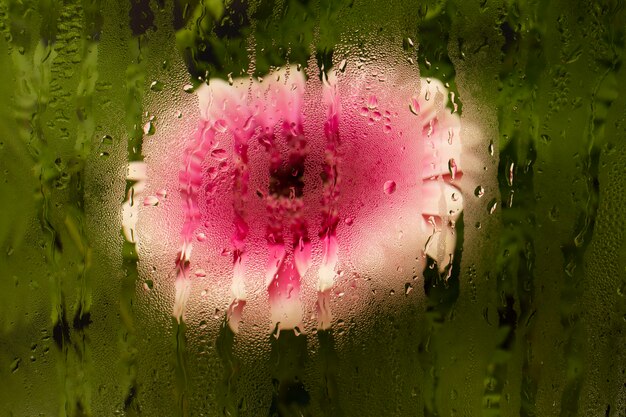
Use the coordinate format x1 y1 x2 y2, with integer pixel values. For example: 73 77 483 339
1 1 625 416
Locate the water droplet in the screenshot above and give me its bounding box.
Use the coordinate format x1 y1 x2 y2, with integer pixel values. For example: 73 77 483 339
344 217 354 226
407 37 414 47
383 124 392 134
150 81 164 92
384 180 397 195
101 135 113 146
197 232 207 242
143 120 155 135
339 59 347 72
448 158 457 180
9 358 20 373
156 189 167 198
205 182 217 194
549 205 559 221
449 92 458 113
183 84 194 93
243 116 254 131
367 95 378 109
143 196 159 206
144 280 154 290
474 186 485 198
227 73 234 86
488 141 494 156
409 97 420 115
195 269 206 278
211 148 227 160
213 119 228 133
207 167 218 180
99 152 110 158
507 162 515 186
450 389 458 400
372 110 382 121
404 283 413 295
488 199 497 214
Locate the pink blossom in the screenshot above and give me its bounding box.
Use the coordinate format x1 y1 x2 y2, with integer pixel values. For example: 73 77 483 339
136 60 478 334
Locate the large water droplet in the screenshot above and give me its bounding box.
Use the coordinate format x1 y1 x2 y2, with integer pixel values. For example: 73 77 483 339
214 119 228 133
507 162 515 186
101 135 113 146
210 148 227 160
404 283 413 295
150 81 164 92
367 95 379 109
143 118 156 135
409 97 420 116
339 59 347 72
448 158 457 180
384 180 397 195
143 196 159 206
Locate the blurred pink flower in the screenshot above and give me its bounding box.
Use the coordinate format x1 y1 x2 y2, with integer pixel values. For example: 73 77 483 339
138 61 475 333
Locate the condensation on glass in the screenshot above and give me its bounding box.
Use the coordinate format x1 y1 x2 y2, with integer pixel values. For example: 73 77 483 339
0 0 625 416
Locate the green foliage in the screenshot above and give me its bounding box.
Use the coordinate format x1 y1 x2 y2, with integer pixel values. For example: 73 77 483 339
175 0 352 82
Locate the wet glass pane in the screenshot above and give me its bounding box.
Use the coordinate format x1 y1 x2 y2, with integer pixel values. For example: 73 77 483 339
1 0 625 416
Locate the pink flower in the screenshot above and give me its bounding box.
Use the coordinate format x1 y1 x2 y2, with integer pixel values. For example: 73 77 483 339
136 60 477 334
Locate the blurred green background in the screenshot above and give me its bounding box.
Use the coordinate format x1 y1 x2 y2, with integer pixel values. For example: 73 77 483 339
1 0 625 416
